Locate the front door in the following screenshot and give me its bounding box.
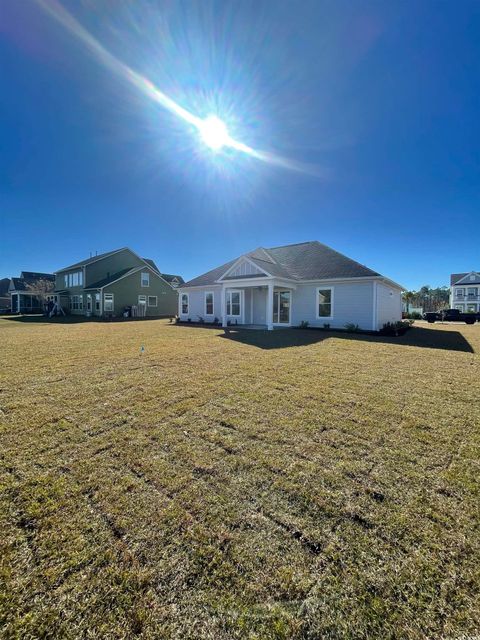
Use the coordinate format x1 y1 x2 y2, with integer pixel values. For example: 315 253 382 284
273 291 291 324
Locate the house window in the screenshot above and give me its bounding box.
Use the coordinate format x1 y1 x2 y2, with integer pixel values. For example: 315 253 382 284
454 304 464 311
70 295 83 311
317 288 333 318
226 291 240 316
455 288 465 298
104 293 114 312
141 272 150 287
95 293 100 311
467 304 477 313
467 287 478 298
181 293 189 315
148 296 157 307
86 294 92 311
205 292 214 315
64 274 68 288
138 295 147 305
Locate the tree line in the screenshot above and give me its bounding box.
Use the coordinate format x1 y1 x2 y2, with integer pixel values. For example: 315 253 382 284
402 285 450 313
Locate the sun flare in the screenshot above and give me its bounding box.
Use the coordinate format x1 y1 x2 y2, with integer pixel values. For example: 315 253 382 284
198 115 231 151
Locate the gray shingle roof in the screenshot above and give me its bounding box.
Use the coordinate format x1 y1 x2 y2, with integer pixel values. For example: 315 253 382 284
56 248 126 272
451 272 480 285
181 241 382 288
10 273 55 291
161 273 185 284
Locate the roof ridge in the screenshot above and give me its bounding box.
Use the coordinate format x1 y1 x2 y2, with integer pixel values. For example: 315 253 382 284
266 241 314 250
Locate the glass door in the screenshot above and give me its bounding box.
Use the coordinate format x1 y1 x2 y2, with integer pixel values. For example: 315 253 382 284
273 291 291 324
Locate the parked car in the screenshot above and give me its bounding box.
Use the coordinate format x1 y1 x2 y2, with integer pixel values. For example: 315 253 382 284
424 308 479 324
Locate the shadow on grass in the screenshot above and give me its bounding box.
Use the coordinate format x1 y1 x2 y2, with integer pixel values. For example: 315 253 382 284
1 314 173 325
219 326 474 353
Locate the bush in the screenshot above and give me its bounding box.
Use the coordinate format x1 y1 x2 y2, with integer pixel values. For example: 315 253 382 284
344 323 360 333
403 312 422 320
323 323 330 329
197 316 205 324
379 320 413 336
299 320 309 328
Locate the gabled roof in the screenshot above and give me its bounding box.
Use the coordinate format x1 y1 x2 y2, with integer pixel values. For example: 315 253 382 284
9 272 55 292
181 241 385 288
161 273 184 285
20 272 55 281
451 271 480 285
142 258 160 273
56 248 126 273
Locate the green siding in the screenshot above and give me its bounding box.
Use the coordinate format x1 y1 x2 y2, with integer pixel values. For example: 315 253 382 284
104 268 177 317
85 249 144 287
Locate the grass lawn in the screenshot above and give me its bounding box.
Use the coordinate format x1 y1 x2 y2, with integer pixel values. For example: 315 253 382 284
1 317 479 639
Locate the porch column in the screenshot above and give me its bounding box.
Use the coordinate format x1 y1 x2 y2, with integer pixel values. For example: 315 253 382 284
266 282 274 330
221 286 227 327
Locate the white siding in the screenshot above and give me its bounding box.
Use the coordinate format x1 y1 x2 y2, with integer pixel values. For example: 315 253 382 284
226 259 266 278
291 281 375 330
179 288 221 321
375 282 402 329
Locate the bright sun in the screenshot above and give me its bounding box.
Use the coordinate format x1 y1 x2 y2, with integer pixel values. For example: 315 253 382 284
198 115 231 151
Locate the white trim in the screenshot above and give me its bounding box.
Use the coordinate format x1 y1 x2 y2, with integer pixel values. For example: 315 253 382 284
372 280 378 331
204 291 214 316
148 295 158 307
272 290 291 326
103 293 114 313
180 292 189 316
226 289 242 318
218 255 273 281
316 286 334 320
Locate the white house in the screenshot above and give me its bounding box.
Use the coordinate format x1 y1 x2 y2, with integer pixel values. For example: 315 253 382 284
450 271 480 312
177 241 403 331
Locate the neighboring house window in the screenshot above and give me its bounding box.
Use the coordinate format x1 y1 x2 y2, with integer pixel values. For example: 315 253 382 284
467 304 477 313
64 274 68 288
181 293 189 314
455 288 464 298
226 291 240 316
205 292 214 315
141 272 150 287
138 295 147 305
317 288 333 318
104 293 114 312
148 296 157 307
95 293 100 311
467 287 478 297
86 294 92 311
454 304 464 311
66 271 83 287
70 295 83 311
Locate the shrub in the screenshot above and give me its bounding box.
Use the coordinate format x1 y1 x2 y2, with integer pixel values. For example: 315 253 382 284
344 323 360 333
214 317 219 325
403 312 422 320
299 320 309 328
379 320 413 336
197 316 205 324
323 323 330 329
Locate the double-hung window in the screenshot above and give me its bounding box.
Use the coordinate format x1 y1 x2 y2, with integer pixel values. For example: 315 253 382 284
205 292 214 315
226 291 240 316
181 293 189 315
148 296 157 307
95 293 100 311
86 294 92 312
138 295 147 306
317 288 333 318
70 295 83 311
104 293 114 312
455 288 465 298
141 272 150 287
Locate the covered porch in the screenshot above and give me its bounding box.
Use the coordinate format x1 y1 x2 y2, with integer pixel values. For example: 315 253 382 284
220 280 295 330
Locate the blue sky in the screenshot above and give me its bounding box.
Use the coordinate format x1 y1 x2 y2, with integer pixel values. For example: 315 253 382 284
1 0 479 289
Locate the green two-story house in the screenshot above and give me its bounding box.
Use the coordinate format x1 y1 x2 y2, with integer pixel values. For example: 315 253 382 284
53 248 183 318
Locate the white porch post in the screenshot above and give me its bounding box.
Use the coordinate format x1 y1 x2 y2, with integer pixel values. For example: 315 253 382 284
266 282 274 330
221 285 227 327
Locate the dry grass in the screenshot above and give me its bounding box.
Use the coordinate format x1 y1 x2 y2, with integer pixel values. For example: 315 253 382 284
0 317 479 639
